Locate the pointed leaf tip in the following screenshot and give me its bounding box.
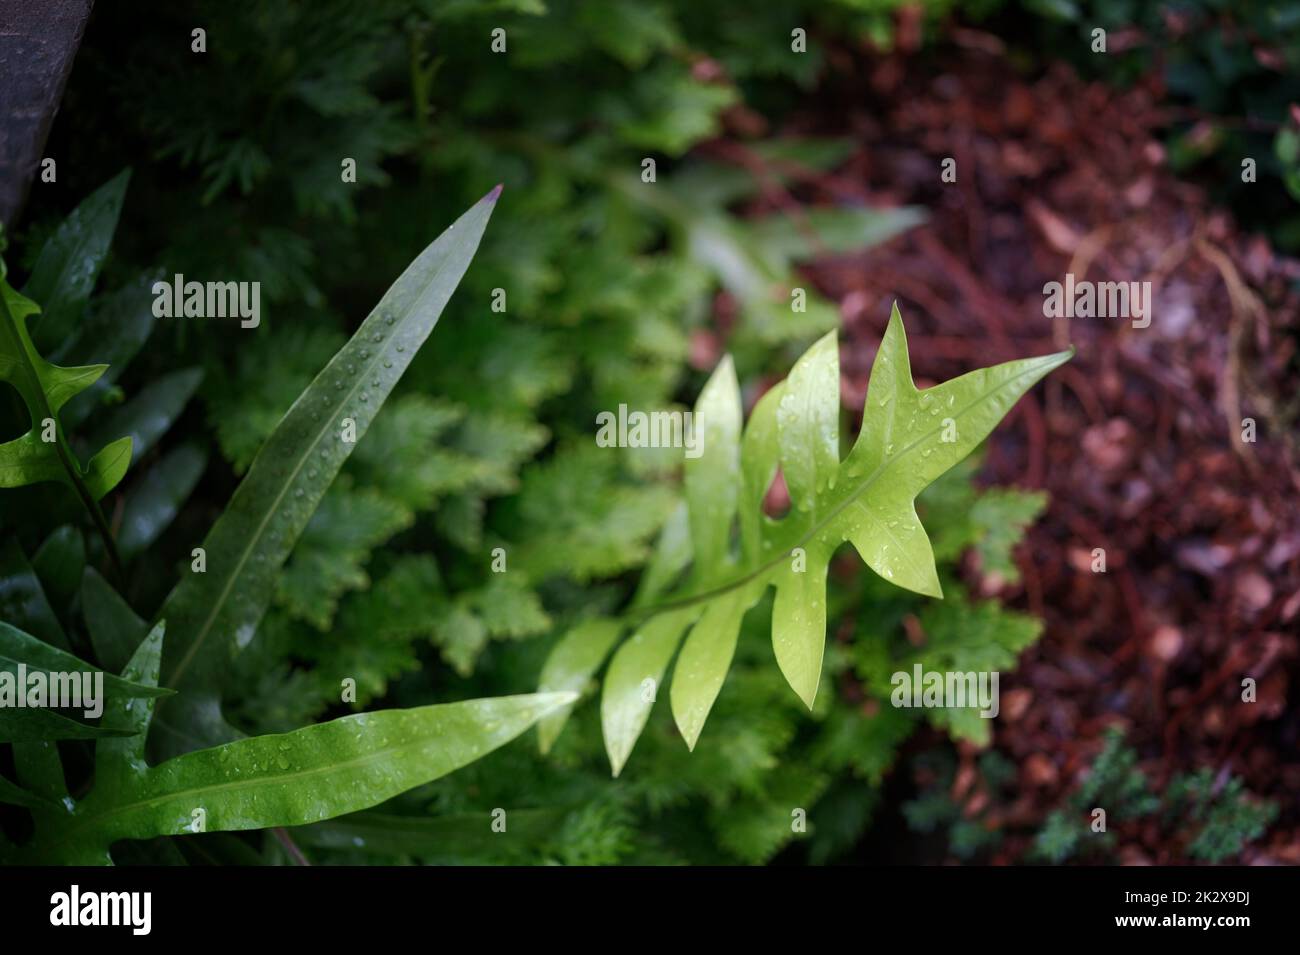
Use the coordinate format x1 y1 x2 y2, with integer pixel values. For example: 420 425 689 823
486 183 504 202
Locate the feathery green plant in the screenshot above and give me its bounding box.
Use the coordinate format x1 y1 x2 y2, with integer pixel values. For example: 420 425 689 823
1032 728 1280 864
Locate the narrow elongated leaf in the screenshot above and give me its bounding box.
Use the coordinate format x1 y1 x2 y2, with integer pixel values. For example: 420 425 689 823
669 585 754 749
0 707 132 742
28 691 573 863
541 303 1072 770
747 207 927 261
739 382 783 566
683 355 740 581
155 189 501 716
85 366 203 466
601 607 698 776
31 525 86 615
118 443 207 558
0 614 158 763
536 617 623 754
770 542 831 707
24 170 130 351
631 501 690 607
0 538 70 650
96 621 166 787
81 567 146 673
0 620 169 699
58 278 157 428
775 330 838 517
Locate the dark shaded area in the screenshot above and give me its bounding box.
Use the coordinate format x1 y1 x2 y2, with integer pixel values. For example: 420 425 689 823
0 0 95 229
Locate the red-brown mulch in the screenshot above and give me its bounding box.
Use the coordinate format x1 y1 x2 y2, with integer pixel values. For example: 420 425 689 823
723 34 1299 863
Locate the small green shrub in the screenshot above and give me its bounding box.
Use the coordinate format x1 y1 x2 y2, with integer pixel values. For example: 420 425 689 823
1032 728 1278 864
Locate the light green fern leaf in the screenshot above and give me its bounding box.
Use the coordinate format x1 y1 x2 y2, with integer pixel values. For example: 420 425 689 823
0 275 131 499
540 303 1072 774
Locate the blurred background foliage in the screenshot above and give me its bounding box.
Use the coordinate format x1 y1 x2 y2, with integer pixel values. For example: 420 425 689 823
3 0 1289 863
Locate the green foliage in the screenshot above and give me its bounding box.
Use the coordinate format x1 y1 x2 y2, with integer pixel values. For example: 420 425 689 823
855 585 1041 746
0 620 168 743
408 479 1046 867
0 187 588 864
150 190 500 759
540 305 1069 774
1164 768 1280 863
43 5 935 756
2 0 1074 866
21 170 130 352
0 173 200 579
1031 728 1277 863
0 253 132 505
903 749 1016 860
8 622 572 865
902 731 1278 864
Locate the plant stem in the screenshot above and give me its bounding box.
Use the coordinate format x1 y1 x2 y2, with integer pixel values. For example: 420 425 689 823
55 436 124 581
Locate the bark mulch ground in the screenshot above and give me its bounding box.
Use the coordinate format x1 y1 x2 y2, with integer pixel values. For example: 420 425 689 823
720 33 1298 863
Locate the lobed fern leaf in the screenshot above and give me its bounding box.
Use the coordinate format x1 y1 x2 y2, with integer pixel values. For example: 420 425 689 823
540 303 1072 774
0 275 132 502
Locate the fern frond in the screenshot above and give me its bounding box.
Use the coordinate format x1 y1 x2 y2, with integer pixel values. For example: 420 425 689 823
540 303 1073 774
